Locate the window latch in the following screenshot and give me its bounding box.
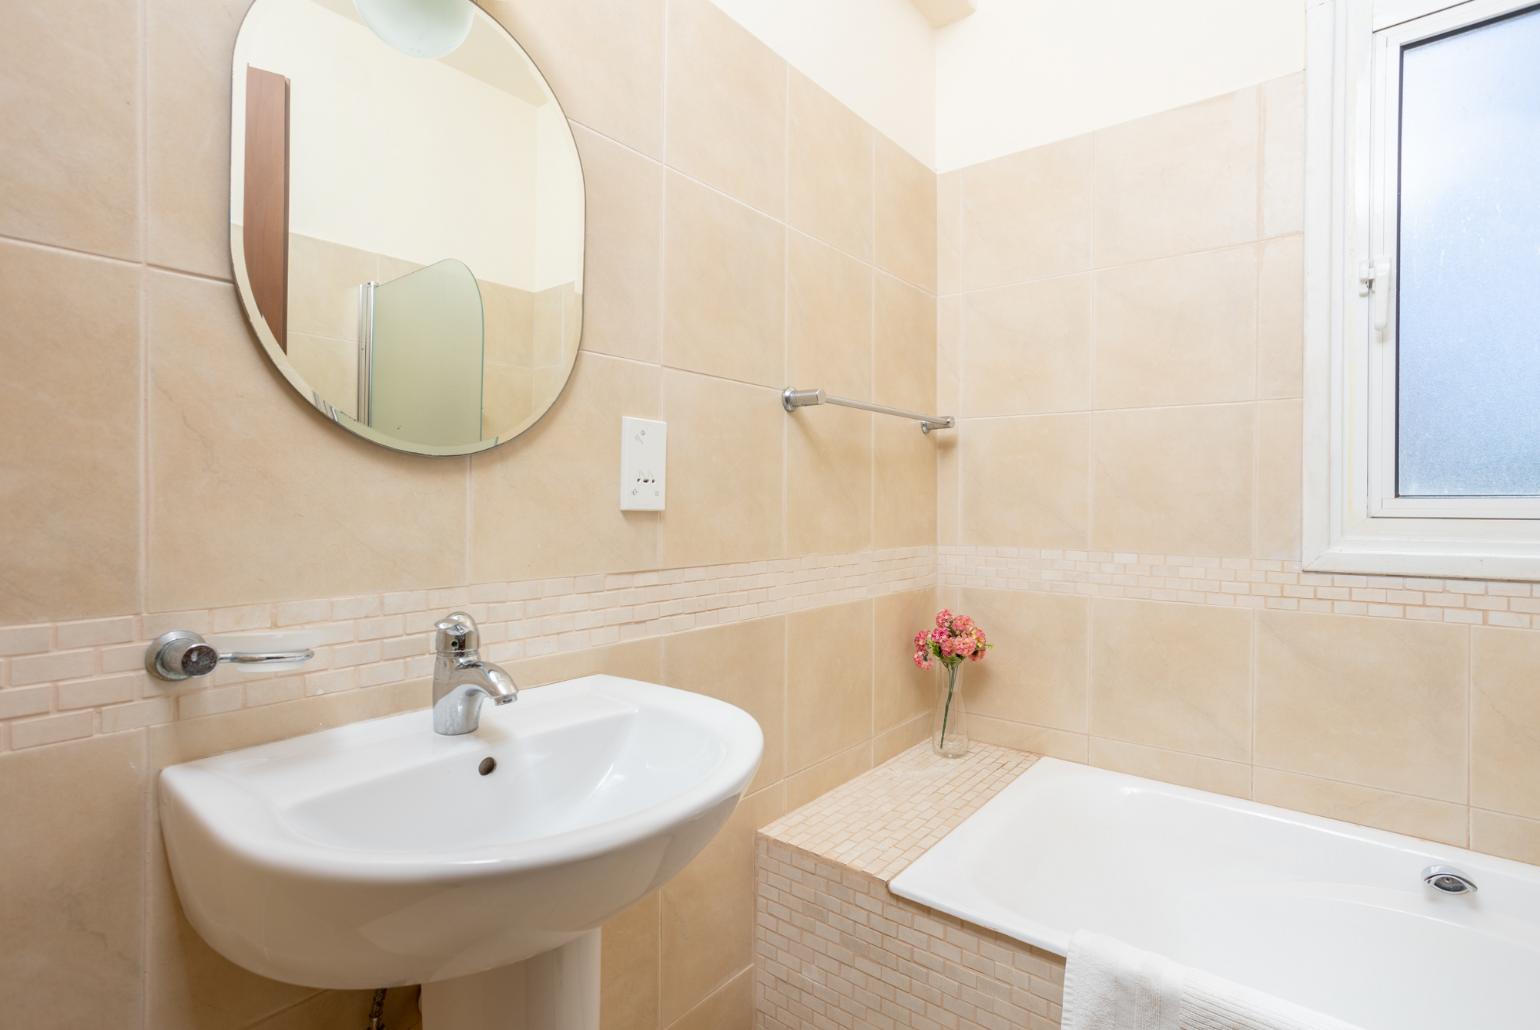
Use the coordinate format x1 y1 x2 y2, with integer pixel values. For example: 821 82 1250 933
1358 258 1393 339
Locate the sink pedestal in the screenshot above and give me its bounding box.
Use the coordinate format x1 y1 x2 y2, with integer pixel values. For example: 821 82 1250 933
420 932 599 1030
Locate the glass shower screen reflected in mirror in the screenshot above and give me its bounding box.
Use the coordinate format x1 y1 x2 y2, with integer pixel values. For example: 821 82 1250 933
228 0 584 456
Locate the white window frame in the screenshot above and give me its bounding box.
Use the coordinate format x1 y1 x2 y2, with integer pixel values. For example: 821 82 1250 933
1304 0 1540 579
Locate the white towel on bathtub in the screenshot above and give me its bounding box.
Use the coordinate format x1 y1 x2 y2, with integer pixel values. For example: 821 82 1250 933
1062 932 1363 1030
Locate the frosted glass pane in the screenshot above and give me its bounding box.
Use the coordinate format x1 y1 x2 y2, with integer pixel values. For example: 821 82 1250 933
1396 5 1540 497
370 259 485 448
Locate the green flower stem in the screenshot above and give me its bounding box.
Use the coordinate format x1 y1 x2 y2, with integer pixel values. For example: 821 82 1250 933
939 661 960 748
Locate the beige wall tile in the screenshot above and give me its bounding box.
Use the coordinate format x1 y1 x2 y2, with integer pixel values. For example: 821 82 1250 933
0 0 141 259
938 296 961 413
1256 400 1302 561
874 589 939 733
786 406 872 557
787 233 872 399
662 173 785 387
665 0 786 215
1470 809 1540 866
1093 89 1259 266
936 434 960 546
1258 235 1304 399
508 640 664 691
600 894 659 1030
937 170 962 296
874 714 931 763
0 242 141 623
659 372 783 567
668 966 753 1030
787 71 874 261
145 680 427 772
1091 737 1251 799
1255 611 1469 802
784 741 873 811
1092 405 1253 555
970 715 1089 763
573 126 662 363
484 0 666 158
873 421 938 549
147 273 467 610
962 415 1090 549
1091 599 1252 761
936 298 961 547
1471 628 1540 821
0 733 146 1026
147 0 248 278
1252 768 1467 847
874 136 937 291
961 135 1093 290
1092 246 1258 408
284 234 374 349
963 275 1091 416
873 273 937 412
659 784 783 1024
663 618 786 793
961 589 1088 733
786 600 874 773
471 353 660 580
1262 73 1305 238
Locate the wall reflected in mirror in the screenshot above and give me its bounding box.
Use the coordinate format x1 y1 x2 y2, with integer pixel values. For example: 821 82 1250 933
230 0 584 455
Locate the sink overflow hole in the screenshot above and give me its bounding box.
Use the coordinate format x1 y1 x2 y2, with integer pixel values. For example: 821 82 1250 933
478 757 497 776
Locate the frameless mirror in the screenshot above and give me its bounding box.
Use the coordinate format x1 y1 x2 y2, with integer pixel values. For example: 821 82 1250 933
229 0 584 455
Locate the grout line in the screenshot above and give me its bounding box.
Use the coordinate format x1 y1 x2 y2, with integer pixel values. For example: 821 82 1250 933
656 8 672 1022
780 59 791 564
1249 606 1258 800
136 1 152 1020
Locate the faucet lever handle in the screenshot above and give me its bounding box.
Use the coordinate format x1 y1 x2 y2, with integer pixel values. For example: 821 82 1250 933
434 611 480 656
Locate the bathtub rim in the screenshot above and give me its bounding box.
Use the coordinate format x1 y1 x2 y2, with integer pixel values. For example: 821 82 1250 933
887 756 1540 958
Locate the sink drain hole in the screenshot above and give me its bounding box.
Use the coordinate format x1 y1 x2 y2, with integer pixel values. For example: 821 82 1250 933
478 756 497 776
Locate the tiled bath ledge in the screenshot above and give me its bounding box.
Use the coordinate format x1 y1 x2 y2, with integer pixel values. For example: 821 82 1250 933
755 743 1067 1030
0 546 934 753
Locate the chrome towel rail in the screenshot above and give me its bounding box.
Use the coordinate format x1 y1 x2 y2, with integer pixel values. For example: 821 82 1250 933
782 387 955 434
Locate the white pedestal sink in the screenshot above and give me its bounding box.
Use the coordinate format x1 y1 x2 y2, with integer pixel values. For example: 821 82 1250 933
159 676 763 1029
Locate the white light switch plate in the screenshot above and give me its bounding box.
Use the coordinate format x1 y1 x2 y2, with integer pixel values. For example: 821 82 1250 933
619 417 666 511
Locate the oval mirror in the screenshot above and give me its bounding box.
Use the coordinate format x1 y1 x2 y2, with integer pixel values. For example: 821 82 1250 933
229 0 584 455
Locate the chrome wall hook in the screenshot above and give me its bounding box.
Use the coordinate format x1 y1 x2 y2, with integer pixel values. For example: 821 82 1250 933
145 630 315 682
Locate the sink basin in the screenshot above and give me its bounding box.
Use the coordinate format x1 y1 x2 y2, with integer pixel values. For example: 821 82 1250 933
159 675 762 994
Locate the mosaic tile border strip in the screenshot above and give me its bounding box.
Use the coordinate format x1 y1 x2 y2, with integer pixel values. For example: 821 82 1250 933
755 836 1065 1030
761 743 1036 884
941 545 1540 629
0 546 936 753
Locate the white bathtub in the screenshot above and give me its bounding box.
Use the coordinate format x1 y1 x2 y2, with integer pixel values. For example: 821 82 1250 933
889 758 1540 1030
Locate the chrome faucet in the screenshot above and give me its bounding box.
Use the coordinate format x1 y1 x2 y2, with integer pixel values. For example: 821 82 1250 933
431 612 517 735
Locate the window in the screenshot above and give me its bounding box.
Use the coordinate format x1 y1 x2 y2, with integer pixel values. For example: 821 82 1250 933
1305 0 1540 577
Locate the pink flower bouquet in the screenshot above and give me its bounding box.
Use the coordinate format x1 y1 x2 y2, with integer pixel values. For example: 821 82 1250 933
912 608 990 671
913 609 990 757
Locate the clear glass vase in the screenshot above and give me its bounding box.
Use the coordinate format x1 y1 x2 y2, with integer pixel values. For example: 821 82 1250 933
931 661 969 758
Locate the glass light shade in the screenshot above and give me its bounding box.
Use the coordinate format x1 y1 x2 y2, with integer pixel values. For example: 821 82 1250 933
352 0 473 58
